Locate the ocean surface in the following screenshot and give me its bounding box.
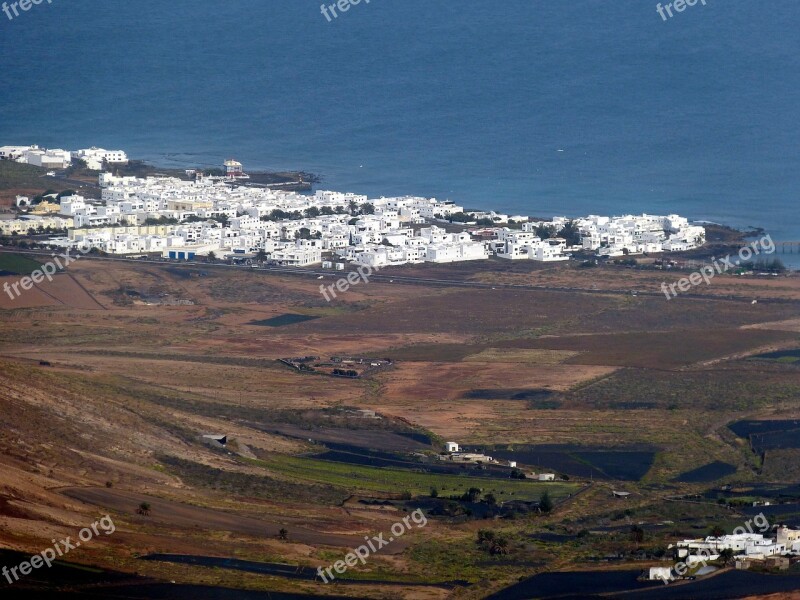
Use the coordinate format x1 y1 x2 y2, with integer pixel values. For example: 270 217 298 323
1 1 798 262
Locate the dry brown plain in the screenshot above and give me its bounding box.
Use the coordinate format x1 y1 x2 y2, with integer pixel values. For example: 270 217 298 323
0 255 799 599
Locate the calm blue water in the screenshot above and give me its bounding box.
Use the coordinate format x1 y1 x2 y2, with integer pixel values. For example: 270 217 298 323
1 1 798 260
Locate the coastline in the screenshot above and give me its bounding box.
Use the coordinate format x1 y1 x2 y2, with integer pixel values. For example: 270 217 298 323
1 154 798 271
99 155 800 273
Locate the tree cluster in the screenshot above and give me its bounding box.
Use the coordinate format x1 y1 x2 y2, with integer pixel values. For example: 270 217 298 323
477 530 510 555
332 369 358 378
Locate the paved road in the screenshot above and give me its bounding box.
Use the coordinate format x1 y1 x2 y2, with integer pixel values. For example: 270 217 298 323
44 171 100 189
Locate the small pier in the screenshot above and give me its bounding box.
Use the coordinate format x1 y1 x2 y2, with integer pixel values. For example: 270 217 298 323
778 241 800 254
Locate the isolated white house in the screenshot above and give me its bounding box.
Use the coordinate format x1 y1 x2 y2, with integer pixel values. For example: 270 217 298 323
649 567 673 582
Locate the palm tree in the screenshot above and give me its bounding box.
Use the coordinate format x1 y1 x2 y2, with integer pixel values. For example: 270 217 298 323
206 251 216 263
137 502 151 516
490 536 509 556
278 528 288 541
719 548 735 565
478 531 509 555
255 249 268 264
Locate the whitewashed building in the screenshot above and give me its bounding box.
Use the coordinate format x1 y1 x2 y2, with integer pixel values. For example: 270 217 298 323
72 148 128 170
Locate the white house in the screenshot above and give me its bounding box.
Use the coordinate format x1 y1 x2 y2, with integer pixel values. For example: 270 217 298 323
649 567 673 582
73 148 128 170
778 525 800 548
270 244 322 266
496 230 569 262
0 145 33 160
24 148 71 169
59 196 93 216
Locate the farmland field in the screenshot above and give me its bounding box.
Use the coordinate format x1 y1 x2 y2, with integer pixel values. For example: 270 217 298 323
249 313 321 327
253 454 579 501
1 256 800 599
488 446 657 481
674 461 739 483
0 252 41 274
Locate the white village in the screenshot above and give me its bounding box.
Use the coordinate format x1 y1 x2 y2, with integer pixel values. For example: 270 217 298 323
0 149 707 268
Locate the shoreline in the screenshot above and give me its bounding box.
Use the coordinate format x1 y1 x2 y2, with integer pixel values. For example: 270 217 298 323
1 155 798 270
133 156 800 256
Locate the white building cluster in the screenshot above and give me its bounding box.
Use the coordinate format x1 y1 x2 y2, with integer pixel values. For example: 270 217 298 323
492 227 571 262
673 528 799 563
71 147 129 170
649 525 800 583
0 144 128 170
660 525 800 571
13 172 705 267
570 214 706 256
0 214 71 236
47 175 494 265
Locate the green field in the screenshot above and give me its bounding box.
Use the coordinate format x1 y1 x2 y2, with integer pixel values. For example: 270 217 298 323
0 159 101 198
0 253 42 274
253 454 580 501
0 160 49 189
